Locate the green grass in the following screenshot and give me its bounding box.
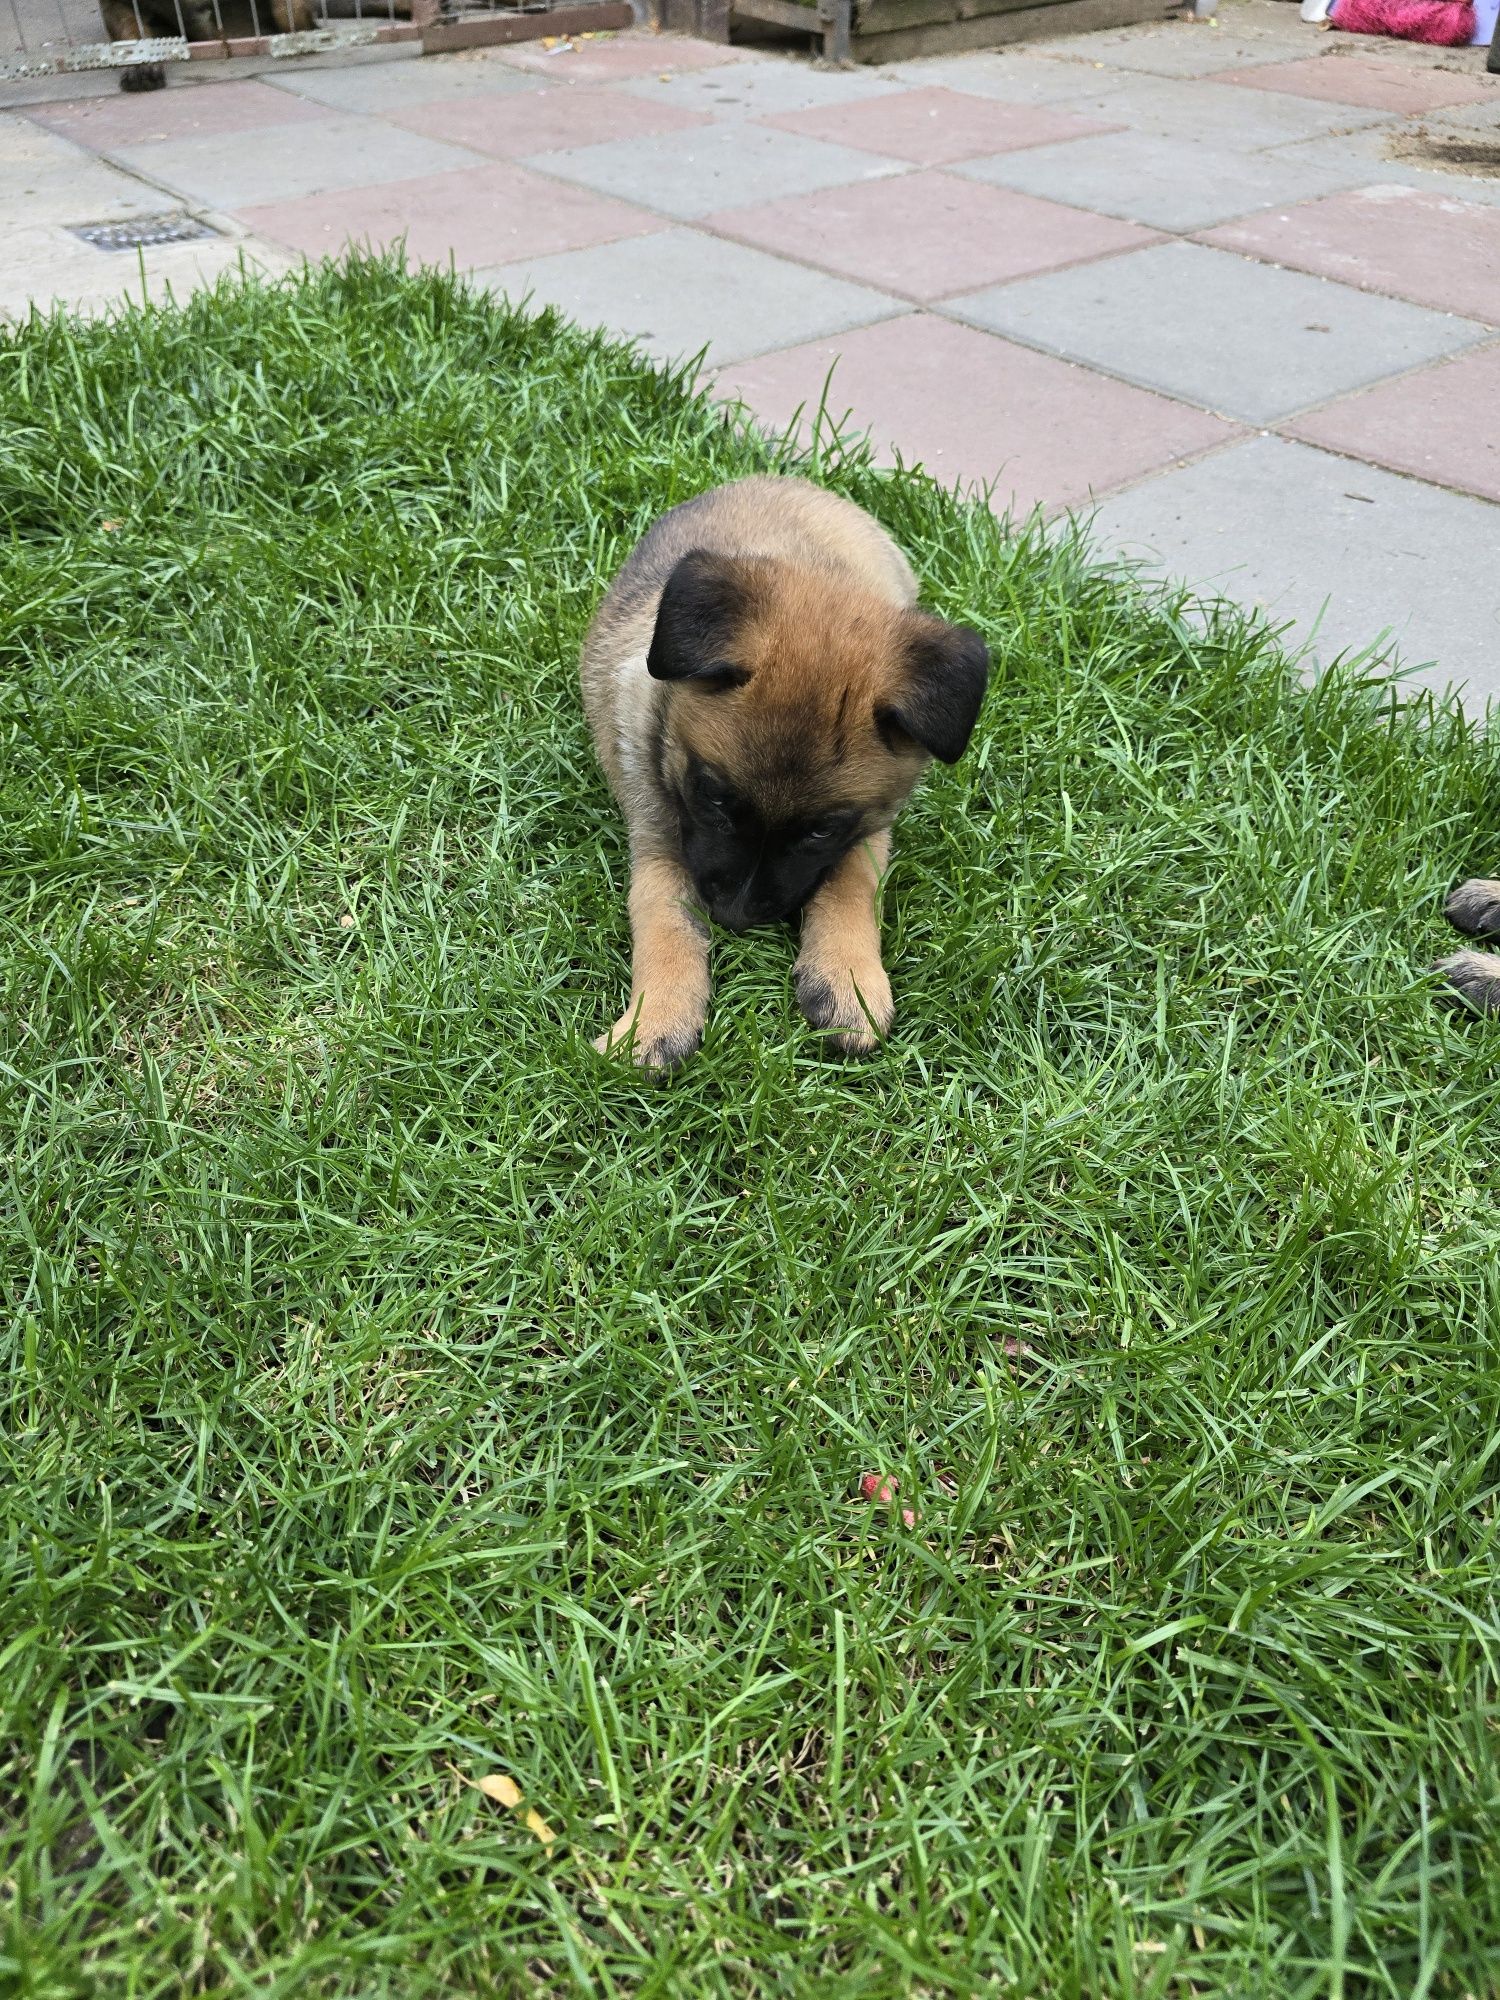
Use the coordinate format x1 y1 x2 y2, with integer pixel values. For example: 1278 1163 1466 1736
2 256 1499 2000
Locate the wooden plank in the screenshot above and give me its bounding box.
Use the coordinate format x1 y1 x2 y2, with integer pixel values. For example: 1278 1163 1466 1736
844 0 1168 57
854 0 1125 33
731 0 818 26
422 1 631 48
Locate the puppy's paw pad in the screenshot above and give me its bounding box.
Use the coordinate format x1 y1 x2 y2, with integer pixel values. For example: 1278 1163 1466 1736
594 1013 703 1071
1444 879 1500 941
795 961 893 1056
1435 950 1500 1016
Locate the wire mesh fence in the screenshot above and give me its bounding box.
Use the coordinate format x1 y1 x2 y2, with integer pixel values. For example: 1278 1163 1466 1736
2 0 633 83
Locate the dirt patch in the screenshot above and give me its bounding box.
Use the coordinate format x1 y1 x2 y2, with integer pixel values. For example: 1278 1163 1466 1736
1386 122 1500 180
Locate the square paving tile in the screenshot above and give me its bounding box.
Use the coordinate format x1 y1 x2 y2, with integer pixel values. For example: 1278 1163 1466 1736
619 55 903 120
1422 98 1500 138
1207 53 1497 116
496 32 746 83
389 84 710 156
946 238 1489 423
237 158 659 266
1202 184 1500 325
1034 74 1398 150
958 126 1354 230
1272 128 1500 212
881 53 1137 103
473 225 902 368
1283 342 1500 505
1029 24 1309 79
105 112 486 211
713 313 1238 516
0 218 292 321
28 79 334 150
527 121 904 221
708 170 1157 303
760 86 1120 166
1089 433 1500 706
2 117 165 226
267 50 547 113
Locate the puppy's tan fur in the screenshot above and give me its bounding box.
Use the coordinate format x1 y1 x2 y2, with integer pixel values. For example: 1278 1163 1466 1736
1436 876 1500 1016
581 476 986 1068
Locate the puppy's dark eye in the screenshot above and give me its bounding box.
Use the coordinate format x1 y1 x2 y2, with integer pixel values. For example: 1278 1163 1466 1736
803 824 838 846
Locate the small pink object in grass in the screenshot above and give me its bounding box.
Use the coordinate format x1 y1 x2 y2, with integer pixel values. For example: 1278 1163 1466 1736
859 1472 916 1528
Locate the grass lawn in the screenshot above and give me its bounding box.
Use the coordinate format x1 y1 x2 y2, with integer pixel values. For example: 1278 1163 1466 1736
3 257 1499 1999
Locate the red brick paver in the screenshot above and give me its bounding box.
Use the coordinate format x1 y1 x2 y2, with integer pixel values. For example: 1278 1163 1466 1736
388 84 711 157
1201 185 1500 326
708 170 1158 303
238 158 660 266
1206 53 1496 115
1284 343 1500 504
761 86 1120 166
715 313 1239 515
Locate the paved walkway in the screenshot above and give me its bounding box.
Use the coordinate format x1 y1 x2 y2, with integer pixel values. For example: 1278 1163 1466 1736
4 4 1498 703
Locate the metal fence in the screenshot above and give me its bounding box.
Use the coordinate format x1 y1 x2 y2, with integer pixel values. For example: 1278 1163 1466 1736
3 0 634 85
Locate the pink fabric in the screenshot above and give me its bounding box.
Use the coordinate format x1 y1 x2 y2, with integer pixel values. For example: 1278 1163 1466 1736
1334 0 1477 43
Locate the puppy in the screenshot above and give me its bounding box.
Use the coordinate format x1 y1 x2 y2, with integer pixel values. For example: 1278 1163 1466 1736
1435 877 1500 1015
581 476 989 1070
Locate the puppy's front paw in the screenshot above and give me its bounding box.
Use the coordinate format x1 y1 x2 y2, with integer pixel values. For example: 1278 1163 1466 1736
1445 878 1500 941
795 953 893 1055
1435 950 1500 1017
594 999 704 1072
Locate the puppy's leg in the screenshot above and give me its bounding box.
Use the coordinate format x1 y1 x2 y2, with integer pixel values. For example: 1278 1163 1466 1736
1445 878 1500 940
596 850 710 1071
795 830 893 1055
1435 950 1500 1016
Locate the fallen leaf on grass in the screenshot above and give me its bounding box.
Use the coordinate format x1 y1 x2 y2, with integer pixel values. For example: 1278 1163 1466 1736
475 1772 556 1847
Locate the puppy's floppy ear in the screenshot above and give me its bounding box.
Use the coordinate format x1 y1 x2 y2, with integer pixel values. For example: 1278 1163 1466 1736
647 548 754 691
877 612 990 765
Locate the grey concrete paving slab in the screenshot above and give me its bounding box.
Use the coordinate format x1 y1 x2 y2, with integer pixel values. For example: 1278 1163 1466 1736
0 217 292 319
1036 73 1398 149
946 238 1490 422
1416 98 1500 141
266 50 547 113
104 112 487 211
880 52 1138 102
527 121 905 221
1271 125 1500 209
957 126 1355 229
473 225 904 367
1088 433 1500 707
1021 21 1310 78
1 117 166 226
619 55 903 120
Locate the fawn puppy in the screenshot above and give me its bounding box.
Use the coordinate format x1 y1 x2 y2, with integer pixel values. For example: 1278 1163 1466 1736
581 476 989 1069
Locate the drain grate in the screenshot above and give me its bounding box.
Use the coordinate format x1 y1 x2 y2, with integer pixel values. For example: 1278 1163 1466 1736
70 213 218 252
